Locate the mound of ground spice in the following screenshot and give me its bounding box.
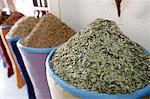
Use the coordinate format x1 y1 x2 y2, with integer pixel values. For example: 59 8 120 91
0 15 5 25
7 16 40 38
0 11 10 25
21 13 75 48
1 11 24 26
51 18 150 94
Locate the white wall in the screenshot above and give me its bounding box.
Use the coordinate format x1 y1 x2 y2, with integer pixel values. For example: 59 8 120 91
59 0 119 31
14 0 34 16
58 0 150 50
120 0 150 50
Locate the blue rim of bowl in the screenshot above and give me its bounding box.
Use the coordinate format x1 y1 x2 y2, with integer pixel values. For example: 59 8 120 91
6 35 21 42
0 25 12 29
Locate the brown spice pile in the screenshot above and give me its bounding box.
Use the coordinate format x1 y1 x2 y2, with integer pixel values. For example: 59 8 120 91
7 16 40 38
0 15 5 25
1 11 24 26
0 12 10 25
21 13 75 48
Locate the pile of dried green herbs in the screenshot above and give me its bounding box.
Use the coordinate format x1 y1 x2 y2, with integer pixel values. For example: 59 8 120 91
51 18 150 94
7 16 40 38
21 13 75 48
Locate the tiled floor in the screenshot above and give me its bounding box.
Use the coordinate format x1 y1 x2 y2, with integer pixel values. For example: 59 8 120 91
0 55 28 99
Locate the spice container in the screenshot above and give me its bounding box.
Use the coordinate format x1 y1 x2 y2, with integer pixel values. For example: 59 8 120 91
6 16 39 99
46 18 150 99
0 36 11 69
0 11 10 70
0 9 11 70
0 26 13 76
17 41 54 99
0 11 25 88
0 26 13 77
6 37 36 99
46 50 150 99
17 13 75 99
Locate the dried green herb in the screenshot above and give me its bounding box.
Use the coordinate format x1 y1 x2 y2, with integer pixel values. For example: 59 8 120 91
7 16 40 38
51 18 150 94
21 13 75 48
